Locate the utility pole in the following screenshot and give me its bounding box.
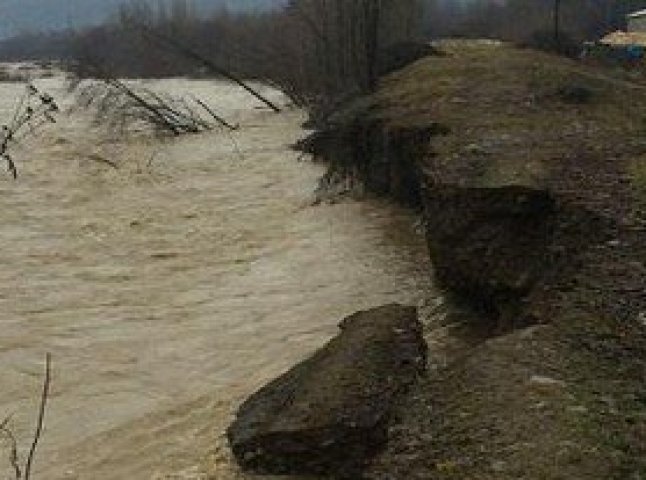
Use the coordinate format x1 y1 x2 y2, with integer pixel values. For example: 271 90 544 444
554 0 561 47
365 0 382 93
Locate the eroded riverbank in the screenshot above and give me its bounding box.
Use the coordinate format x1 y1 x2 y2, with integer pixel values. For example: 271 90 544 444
295 41 646 479
0 76 435 479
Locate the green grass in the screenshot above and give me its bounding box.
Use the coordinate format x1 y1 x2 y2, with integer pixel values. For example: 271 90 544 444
629 156 646 200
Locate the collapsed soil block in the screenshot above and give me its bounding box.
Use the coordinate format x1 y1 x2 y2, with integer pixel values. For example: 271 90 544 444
227 304 427 477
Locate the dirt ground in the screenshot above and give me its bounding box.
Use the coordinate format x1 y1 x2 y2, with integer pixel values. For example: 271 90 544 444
383 42 646 480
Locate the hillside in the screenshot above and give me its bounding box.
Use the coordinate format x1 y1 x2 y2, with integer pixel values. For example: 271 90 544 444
301 40 646 479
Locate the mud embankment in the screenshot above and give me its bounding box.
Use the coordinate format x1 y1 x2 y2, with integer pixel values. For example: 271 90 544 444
297 122 442 206
298 121 609 332
283 113 646 479
249 40 646 479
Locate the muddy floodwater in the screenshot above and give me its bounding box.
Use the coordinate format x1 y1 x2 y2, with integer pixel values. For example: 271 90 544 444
0 74 434 479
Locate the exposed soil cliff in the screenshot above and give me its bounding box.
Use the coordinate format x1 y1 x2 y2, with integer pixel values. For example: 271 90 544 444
294 40 646 479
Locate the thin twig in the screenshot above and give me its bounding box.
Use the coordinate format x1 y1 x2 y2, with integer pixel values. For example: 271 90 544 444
0 418 22 480
9 88 29 133
24 353 52 480
87 154 119 170
223 128 244 162
178 97 212 131
146 151 158 169
190 94 238 131
0 415 12 431
2 84 59 179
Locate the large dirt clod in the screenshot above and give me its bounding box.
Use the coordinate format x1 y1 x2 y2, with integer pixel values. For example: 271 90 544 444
227 304 426 478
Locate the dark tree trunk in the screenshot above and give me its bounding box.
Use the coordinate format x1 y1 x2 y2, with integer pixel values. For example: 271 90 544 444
365 0 382 92
554 0 561 46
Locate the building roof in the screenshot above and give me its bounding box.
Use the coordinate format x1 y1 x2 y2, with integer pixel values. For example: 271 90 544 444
600 30 646 47
628 9 646 19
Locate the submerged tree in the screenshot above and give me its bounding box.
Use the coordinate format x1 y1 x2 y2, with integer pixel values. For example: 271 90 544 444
1 84 59 179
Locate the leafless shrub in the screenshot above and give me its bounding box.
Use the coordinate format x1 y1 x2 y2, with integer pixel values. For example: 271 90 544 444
73 78 214 137
1 83 59 179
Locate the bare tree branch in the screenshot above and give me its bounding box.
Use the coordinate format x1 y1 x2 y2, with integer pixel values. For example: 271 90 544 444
24 353 52 480
128 20 282 113
0 416 21 480
1 84 60 179
72 64 213 138
190 94 238 131
0 415 12 431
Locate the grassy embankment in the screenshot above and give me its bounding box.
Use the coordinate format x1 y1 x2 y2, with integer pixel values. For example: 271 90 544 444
309 40 646 479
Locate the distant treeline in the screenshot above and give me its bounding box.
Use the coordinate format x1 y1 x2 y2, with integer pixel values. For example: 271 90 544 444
69 0 424 108
2 0 646 106
4 1 646 62
425 0 646 43
0 30 75 62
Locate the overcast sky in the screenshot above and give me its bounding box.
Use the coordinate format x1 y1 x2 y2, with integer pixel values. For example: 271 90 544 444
0 0 279 38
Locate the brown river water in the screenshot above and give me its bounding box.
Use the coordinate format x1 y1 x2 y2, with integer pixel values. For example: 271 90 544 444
0 73 434 479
